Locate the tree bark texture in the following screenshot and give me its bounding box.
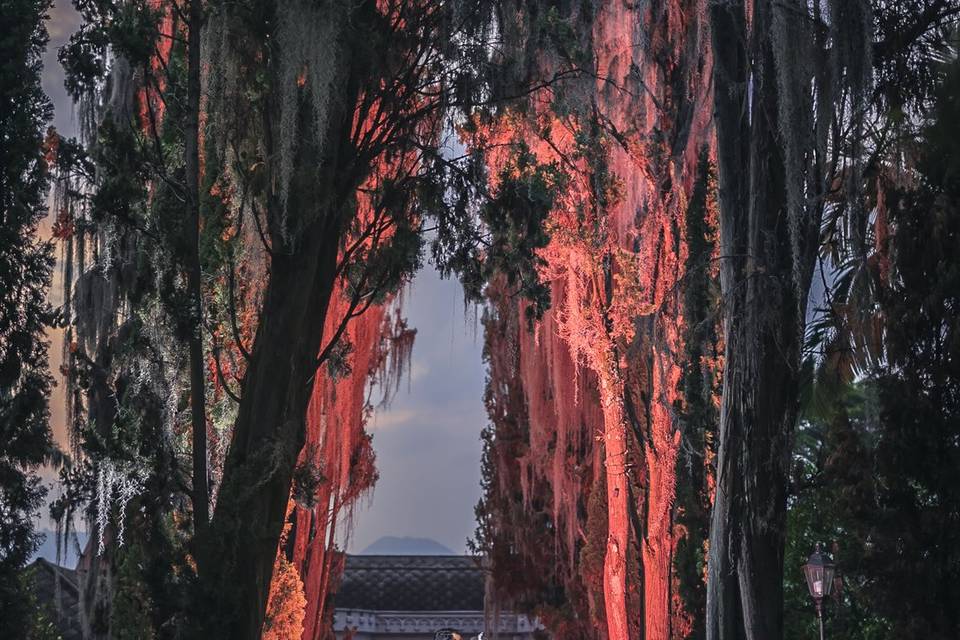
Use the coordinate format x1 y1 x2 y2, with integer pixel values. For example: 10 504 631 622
601 369 630 640
195 195 347 639
185 0 208 535
193 25 365 638
706 1 819 638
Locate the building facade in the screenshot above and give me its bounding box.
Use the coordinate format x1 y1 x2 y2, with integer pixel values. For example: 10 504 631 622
332 556 542 640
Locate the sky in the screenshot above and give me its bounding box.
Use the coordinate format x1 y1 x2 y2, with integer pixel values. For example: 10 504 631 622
40 3 488 555
40 2 81 489
347 269 487 554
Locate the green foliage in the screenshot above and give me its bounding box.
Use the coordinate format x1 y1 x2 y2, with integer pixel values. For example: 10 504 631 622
539 5 590 70
112 542 158 639
325 337 354 381
0 0 56 632
786 57 960 640
87 118 151 227
872 0 960 112
59 0 163 99
429 143 563 320
89 507 195 639
343 204 424 310
290 456 325 510
15 565 68 640
861 56 960 638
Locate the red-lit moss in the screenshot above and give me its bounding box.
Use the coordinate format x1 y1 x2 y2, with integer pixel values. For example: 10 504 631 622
475 1 715 637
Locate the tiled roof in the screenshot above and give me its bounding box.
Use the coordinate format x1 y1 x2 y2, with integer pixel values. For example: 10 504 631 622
334 555 485 612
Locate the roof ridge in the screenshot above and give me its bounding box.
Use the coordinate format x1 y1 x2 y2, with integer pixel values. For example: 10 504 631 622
32 557 80 592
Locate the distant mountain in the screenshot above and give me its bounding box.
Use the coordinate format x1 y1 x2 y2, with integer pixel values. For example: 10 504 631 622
359 536 456 555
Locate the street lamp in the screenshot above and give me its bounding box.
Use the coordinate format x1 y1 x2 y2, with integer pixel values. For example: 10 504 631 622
802 543 836 640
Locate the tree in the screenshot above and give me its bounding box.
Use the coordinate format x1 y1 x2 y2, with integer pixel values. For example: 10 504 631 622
706 1 959 637
865 57 960 637
471 2 716 637
192 1 448 633
0 0 56 633
787 57 960 639
706 1 873 637
55 0 546 636
184 0 208 536
55 0 213 631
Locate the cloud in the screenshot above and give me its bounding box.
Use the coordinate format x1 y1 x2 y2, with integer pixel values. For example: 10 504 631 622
369 409 417 431
408 360 430 383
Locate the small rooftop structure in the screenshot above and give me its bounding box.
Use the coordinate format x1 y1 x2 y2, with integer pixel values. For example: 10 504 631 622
332 555 541 640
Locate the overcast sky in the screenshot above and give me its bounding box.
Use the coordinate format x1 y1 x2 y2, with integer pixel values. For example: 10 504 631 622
41 3 487 554
348 269 486 554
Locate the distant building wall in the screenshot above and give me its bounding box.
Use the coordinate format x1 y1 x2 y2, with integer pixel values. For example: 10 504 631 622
332 609 540 639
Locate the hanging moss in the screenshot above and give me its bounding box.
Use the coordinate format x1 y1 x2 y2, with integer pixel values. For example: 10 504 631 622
674 151 721 640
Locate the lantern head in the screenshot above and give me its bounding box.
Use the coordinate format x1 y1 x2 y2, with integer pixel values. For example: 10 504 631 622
802 543 836 601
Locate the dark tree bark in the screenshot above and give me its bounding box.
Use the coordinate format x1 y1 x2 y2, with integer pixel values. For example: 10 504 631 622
706 1 820 638
184 0 208 535
192 26 366 636
196 221 343 638
705 5 749 637
195 185 348 638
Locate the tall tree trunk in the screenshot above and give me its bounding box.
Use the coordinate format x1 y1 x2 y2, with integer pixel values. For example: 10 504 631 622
705 3 749 633
196 209 345 638
184 0 208 535
188 1 393 634
643 348 683 640
706 1 809 638
193 54 362 639
601 368 630 640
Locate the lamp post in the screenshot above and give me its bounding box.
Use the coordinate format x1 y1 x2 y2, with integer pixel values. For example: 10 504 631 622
802 543 836 640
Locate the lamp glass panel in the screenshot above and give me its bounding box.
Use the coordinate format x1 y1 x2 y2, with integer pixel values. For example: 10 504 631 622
804 564 824 597
822 565 836 596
